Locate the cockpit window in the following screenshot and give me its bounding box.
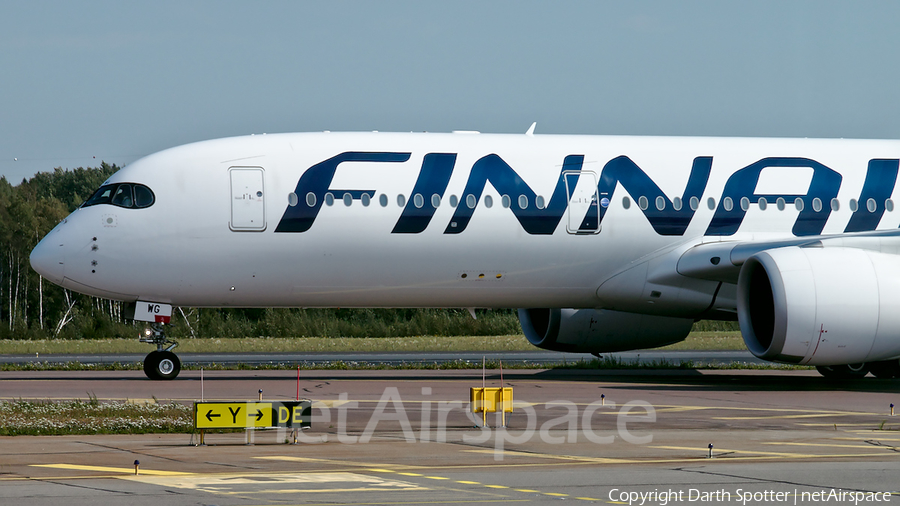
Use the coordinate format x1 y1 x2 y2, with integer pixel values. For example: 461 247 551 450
111 184 133 207
83 183 155 209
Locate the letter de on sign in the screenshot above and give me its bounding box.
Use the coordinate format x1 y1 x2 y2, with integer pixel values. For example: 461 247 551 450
279 406 290 424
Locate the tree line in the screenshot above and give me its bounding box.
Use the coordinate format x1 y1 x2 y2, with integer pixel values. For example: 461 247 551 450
0 165 522 340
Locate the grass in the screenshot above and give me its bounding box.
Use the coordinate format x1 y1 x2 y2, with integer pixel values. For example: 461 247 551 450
0 397 193 436
0 332 746 354
658 331 745 350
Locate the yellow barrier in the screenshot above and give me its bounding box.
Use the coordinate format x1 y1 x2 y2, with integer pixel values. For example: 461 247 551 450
470 387 513 426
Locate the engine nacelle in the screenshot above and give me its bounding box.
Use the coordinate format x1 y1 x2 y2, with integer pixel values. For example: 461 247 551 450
737 246 900 366
518 308 694 353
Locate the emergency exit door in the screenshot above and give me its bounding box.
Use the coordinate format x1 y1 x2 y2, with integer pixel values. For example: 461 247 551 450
230 167 266 231
564 170 601 234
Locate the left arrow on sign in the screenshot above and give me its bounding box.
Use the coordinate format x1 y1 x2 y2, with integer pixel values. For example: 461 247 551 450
206 410 221 422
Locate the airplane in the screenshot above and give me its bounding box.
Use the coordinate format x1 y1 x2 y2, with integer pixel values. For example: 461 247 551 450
29 127 900 380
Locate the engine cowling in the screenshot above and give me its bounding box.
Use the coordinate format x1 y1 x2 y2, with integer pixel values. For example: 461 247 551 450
518 308 694 353
737 246 900 366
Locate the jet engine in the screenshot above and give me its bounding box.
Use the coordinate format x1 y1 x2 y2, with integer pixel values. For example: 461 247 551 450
737 246 900 367
518 308 694 353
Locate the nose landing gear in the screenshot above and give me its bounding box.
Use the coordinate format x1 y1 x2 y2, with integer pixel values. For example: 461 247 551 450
140 323 180 380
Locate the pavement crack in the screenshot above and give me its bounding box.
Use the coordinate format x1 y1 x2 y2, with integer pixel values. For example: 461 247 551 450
79 441 187 464
33 478 135 495
674 467 883 493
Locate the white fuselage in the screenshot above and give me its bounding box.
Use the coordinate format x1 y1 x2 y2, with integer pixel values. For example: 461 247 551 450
30 132 900 316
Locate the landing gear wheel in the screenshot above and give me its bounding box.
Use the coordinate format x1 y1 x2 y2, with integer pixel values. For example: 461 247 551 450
868 359 900 379
144 350 181 380
815 363 869 379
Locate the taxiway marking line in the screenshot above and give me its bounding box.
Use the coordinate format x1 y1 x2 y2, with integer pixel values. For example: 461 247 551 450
653 404 886 416
30 464 190 476
833 437 900 441
651 445 896 458
763 442 898 449
371 466 598 501
236 501 529 505
255 456 406 469
714 413 860 420
462 449 621 463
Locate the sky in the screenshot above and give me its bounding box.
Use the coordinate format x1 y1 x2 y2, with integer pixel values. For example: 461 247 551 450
3 1 900 184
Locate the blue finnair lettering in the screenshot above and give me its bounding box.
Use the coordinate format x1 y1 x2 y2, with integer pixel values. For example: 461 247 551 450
444 154 583 235
392 153 457 234
599 156 712 236
275 152 900 237
844 159 899 233
274 152 410 233
705 158 841 237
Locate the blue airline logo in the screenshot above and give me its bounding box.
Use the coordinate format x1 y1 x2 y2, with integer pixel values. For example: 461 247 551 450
274 152 899 237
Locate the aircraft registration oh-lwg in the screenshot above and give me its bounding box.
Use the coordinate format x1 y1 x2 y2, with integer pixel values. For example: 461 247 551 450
29 128 900 380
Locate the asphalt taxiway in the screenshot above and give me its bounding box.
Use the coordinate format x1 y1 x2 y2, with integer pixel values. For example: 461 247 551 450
0 349 767 367
1 369 899 505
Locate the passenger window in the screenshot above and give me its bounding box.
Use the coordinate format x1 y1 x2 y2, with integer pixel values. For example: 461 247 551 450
325 193 335 206
757 197 767 211
794 198 804 211
776 197 786 211
535 195 545 209
501 195 511 208
812 197 822 212
830 198 839 212
431 194 441 208
518 195 528 209
740 197 750 211
397 194 406 207
672 196 682 211
379 194 388 207
622 196 631 209
849 199 858 212
449 195 459 208
689 196 699 211
484 195 493 208
723 197 733 212
638 196 648 210
413 193 424 209
343 193 353 206
867 198 877 213
466 194 477 209
707 197 716 210
887 199 895 212
361 193 371 207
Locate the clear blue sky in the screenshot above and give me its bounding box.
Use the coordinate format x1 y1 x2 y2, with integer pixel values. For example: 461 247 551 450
2 1 899 183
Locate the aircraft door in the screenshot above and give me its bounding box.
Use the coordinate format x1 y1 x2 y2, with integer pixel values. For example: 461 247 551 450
564 170 601 234
229 167 266 231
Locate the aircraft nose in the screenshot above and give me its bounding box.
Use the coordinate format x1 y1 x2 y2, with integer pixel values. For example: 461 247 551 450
30 235 65 285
